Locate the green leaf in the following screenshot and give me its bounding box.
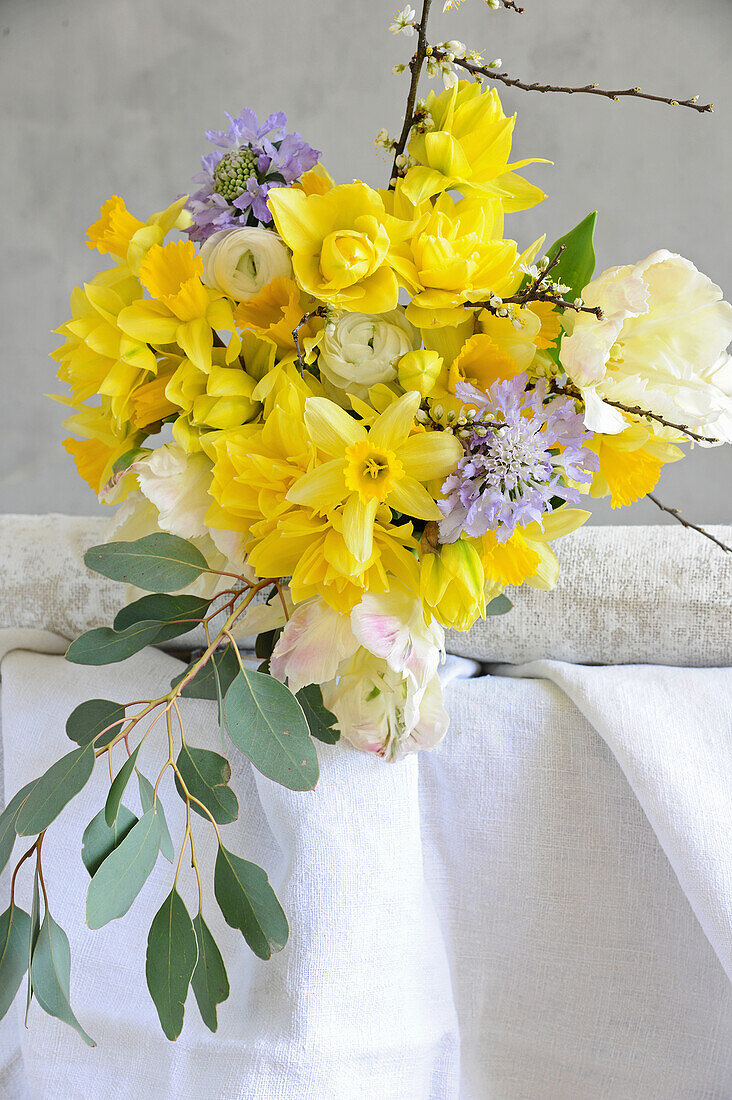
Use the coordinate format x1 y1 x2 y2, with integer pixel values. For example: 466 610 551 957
224 669 319 791
175 744 238 825
86 807 161 929
112 446 149 475
84 534 208 593
485 594 514 616
170 645 240 700
31 912 95 1046
191 913 229 1032
66 699 126 748
544 211 597 300
104 743 142 828
16 746 96 836
25 865 41 1024
113 593 210 634
0 905 31 1020
0 781 37 876
145 889 198 1041
65 621 168 666
214 845 288 960
137 774 174 862
296 684 340 745
81 806 138 877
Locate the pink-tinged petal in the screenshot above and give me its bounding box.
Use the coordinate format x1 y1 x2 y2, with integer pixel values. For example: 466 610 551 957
270 598 357 695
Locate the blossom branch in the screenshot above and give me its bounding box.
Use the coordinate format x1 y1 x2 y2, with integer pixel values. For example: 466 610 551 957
293 308 326 374
646 494 732 554
476 248 604 319
429 48 713 114
500 0 525 11
389 0 434 186
558 382 720 444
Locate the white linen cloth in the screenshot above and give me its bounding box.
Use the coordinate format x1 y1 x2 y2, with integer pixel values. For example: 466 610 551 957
0 515 731 1099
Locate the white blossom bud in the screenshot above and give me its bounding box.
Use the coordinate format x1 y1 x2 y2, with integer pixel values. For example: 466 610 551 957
392 63 407 75
488 58 502 69
486 0 501 8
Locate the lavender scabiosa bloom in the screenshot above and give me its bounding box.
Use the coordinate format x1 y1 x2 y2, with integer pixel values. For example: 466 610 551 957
187 108 320 242
438 374 599 543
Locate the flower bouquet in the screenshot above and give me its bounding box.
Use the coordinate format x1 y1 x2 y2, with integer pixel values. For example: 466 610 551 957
1 0 730 1046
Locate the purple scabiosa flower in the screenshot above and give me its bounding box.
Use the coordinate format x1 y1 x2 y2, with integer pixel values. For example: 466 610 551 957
187 108 320 242
438 374 599 543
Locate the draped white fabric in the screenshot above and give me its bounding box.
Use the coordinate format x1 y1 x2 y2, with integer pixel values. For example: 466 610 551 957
0 516 731 1099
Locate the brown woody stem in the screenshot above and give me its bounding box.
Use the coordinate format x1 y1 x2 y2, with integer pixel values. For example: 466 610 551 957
646 494 731 554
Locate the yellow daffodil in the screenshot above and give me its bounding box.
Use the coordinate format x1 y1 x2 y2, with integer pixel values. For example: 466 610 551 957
287 391 463 563
478 507 590 589
164 347 259 452
587 424 684 508
268 182 409 313
389 191 542 328
86 195 192 273
402 81 549 209
234 276 320 352
62 402 144 494
294 163 335 196
117 240 241 372
420 538 486 631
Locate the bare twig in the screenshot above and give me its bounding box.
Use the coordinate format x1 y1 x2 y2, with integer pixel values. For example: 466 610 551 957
389 0 434 185
558 382 720 444
647 494 731 554
501 0 524 11
477 248 604 319
293 308 326 374
430 49 713 114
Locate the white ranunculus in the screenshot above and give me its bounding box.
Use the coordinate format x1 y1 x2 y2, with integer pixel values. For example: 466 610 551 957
200 227 293 302
559 250 732 443
270 597 358 695
321 649 449 761
318 309 420 399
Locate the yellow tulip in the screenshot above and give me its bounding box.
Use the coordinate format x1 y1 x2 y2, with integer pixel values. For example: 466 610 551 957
420 538 486 632
397 350 443 397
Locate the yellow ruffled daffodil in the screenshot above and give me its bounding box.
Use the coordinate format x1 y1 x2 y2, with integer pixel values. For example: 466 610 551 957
402 81 549 210
62 402 144 495
165 346 259 452
86 194 192 273
268 181 409 313
389 192 541 328
587 423 684 508
287 391 463 563
234 276 321 353
117 240 241 372
478 507 591 589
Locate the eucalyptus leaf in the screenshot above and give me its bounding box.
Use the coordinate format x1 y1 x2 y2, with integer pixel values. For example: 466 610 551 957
545 211 597 300
86 807 161 929
145 889 198 1041
170 645 240 700
137 773 175 862
84 534 208 592
214 844 288 960
81 806 138 877
25 866 41 1025
65 621 167 666
66 699 126 748
31 912 95 1046
104 744 142 828
0 781 37 876
191 913 229 1032
296 684 340 745
224 669 319 791
485 594 514 616
175 744 238 825
16 746 95 836
0 905 31 1020
114 593 210 634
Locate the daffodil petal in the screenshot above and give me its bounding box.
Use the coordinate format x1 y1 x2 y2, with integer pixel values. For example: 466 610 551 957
342 495 377 562
369 391 421 450
388 476 442 521
177 318 212 372
286 459 348 511
305 397 366 456
398 431 462 481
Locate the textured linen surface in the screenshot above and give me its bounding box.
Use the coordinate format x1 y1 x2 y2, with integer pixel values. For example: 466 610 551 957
0 516 731 1099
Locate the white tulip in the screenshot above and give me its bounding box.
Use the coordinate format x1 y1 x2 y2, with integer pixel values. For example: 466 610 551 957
318 309 420 399
560 250 732 443
200 227 292 302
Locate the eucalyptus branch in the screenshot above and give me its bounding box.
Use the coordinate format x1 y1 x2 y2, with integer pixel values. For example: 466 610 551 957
558 382 720 444
430 48 713 114
389 0 434 186
646 494 732 554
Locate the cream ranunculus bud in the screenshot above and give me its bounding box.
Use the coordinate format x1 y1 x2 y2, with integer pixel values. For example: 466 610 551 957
560 250 732 443
200 227 293 302
317 309 420 399
397 349 443 397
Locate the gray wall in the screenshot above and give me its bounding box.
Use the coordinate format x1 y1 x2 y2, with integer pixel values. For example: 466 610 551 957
1 0 730 526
